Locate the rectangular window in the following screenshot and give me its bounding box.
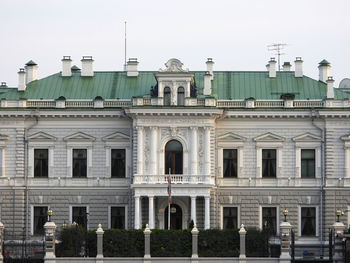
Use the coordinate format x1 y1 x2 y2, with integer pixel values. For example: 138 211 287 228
301 149 315 178
301 207 316 236
223 207 238 229
111 149 126 178
34 149 48 178
262 207 277 235
34 206 48 235
72 206 87 229
73 149 87 178
223 149 237 178
111 207 125 229
262 149 276 178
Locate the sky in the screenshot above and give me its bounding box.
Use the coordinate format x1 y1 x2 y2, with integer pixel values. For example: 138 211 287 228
0 0 349 87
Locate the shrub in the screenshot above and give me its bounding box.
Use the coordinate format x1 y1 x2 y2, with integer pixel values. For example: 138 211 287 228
150 229 191 257
198 229 239 257
56 226 86 257
246 228 269 257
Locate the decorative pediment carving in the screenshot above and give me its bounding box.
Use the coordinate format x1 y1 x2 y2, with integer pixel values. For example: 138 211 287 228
102 132 130 142
254 132 285 142
293 133 322 142
28 132 57 141
64 132 95 142
218 132 246 142
160 58 188 73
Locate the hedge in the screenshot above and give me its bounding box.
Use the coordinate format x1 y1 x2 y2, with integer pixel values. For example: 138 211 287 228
246 228 269 257
150 229 191 257
198 229 240 257
56 226 87 257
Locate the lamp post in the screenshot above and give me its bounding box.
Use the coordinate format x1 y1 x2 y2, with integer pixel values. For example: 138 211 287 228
336 210 341 222
283 208 288 222
48 209 53 222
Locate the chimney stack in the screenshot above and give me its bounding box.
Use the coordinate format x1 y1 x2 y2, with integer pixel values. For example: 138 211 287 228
61 56 72 77
282 62 292 71
81 56 94 77
18 68 26 91
127 58 139 77
326 76 335 99
203 71 212 95
318 59 331 83
25 60 38 84
294 57 303 77
206 58 214 80
268 58 276 78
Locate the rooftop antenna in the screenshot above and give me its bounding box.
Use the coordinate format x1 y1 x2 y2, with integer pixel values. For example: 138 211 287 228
124 21 127 71
267 43 287 71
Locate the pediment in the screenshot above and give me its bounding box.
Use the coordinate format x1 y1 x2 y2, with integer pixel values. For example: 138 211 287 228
0 134 9 141
103 132 130 142
64 132 95 142
293 133 322 142
28 132 57 141
218 132 246 142
254 132 285 142
341 134 350 141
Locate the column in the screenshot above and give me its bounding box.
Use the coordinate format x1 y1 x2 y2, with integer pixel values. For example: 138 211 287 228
204 196 210 229
149 196 154 229
191 196 197 224
204 127 211 175
150 127 158 175
191 127 198 176
134 196 141 229
136 127 144 175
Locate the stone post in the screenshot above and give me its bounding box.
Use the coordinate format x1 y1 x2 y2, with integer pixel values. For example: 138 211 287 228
191 224 199 259
44 221 57 263
280 221 292 261
0 222 4 263
96 224 104 259
333 221 346 262
144 224 151 259
239 224 247 259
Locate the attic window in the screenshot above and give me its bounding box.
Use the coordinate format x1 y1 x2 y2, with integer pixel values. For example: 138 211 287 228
164 87 171 106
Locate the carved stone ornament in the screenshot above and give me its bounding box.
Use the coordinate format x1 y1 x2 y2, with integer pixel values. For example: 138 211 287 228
160 58 188 72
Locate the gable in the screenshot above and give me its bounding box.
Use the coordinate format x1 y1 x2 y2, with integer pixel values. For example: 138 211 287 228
218 132 246 142
293 133 322 142
28 131 57 142
64 132 96 142
102 132 130 142
254 132 285 142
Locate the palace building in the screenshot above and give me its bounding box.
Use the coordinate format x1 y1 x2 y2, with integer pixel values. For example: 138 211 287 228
0 56 349 252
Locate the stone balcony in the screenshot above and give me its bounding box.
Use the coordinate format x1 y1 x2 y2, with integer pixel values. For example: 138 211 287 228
133 174 212 185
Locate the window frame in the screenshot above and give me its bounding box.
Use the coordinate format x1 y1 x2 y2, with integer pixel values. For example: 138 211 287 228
298 205 319 237
259 205 280 236
31 205 48 235
70 205 89 230
261 149 277 178
0 134 9 177
220 205 240 229
111 149 126 178
108 205 128 229
34 149 49 178
223 149 238 178
301 149 316 178
72 149 88 178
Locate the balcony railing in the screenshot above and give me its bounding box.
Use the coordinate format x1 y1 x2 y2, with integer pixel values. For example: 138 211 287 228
133 174 210 184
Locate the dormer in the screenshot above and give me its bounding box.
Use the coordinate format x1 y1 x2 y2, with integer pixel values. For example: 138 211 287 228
154 59 195 106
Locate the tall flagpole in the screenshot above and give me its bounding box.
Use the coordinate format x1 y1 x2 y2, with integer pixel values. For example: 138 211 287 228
167 168 171 230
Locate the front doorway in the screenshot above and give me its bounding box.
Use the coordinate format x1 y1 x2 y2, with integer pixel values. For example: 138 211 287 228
164 204 182 230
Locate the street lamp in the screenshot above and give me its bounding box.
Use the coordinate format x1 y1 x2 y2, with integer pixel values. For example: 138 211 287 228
48 209 53 222
336 210 341 222
283 209 288 222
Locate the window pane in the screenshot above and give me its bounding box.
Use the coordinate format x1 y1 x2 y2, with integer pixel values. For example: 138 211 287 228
164 87 171 106
223 207 238 229
177 87 185 106
73 149 87 178
111 207 125 229
223 149 237 178
165 140 183 174
72 207 87 229
301 149 315 178
301 207 316 236
34 149 48 178
262 207 277 235
34 206 48 235
262 149 276 178
111 149 125 178
165 140 182 151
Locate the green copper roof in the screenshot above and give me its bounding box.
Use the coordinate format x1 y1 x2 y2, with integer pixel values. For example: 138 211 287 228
25 60 37 66
0 71 348 100
319 59 330 66
71 65 80 72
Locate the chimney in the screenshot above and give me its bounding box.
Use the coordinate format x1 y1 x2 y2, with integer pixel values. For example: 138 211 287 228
326 76 335 99
268 58 276 78
127 58 139 77
318 59 331 83
81 56 94 77
18 68 26 91
25 60 38 84
206 58 214 80
61 56 72 77
203 71 212 95
294 57 303 77
282 62 292 71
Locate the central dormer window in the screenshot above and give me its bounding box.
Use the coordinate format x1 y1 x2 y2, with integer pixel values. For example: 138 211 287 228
165 140 183 174
177 87 185 106
164 87 171 106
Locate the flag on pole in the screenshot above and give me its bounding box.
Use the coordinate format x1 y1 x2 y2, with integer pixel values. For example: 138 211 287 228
167 175 172 204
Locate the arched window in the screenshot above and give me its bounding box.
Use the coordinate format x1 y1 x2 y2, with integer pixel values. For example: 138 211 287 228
177 87 185 106
165 140 183 174
164 87 171 106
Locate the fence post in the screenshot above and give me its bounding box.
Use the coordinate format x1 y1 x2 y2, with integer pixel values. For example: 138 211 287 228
191 224 199 260
0 222 4 263
44 220 57 263
280 220 292 262
96 224 104 260
333 220 346 263
144 224 151 259
239 224 247 259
